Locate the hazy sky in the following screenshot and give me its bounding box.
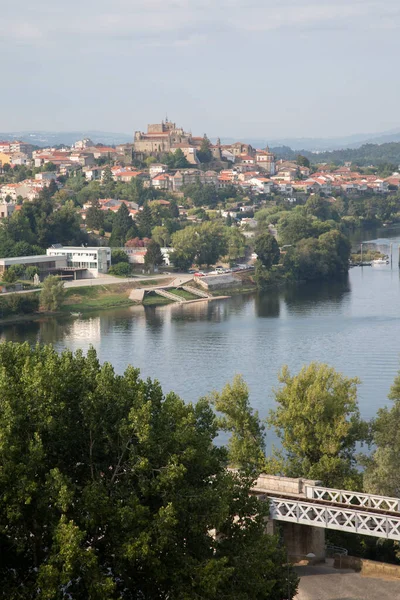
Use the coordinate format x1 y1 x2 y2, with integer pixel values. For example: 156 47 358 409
1 0 400 139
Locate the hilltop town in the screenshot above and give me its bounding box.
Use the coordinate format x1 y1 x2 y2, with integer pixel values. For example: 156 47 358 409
0 117 399 297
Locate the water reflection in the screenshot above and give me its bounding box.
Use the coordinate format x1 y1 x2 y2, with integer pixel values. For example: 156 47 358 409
0 258 400 438
255 291 281 318
283 276 350 316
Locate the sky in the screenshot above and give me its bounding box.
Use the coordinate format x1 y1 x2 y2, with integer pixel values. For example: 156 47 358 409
1 0 400 140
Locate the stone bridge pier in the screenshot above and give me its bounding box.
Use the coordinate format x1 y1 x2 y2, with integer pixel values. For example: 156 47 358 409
255 474 326 563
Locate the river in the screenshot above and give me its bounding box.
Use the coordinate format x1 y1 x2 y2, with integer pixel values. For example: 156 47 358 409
1 226 400 448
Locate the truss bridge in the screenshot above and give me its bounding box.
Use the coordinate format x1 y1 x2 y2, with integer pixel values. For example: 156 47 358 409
251 474 400 559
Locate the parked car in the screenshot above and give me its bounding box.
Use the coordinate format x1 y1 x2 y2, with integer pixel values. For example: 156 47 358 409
194 272 205 277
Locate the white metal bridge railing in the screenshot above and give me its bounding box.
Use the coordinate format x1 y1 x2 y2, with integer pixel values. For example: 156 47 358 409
305 485 400 512
269 497 400 541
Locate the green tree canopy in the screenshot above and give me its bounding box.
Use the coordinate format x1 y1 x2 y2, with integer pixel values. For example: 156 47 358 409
267 363 368 488
144 240 164 270
362 368 400 498
197 134 213 163
254 232 280 269
40 275 65 311
85 199 104 230
151 225 171 247
210 375 267 473
111 248 129 264
136 203 154 239
0 343 297 599
296 154 310 168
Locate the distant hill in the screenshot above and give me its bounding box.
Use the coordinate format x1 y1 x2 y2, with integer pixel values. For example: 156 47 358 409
221 128 400 152
270 142 400 166
0 131 133 147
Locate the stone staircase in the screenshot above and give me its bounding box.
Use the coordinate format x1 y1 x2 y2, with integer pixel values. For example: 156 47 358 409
181 285 211 299
154 288 184 303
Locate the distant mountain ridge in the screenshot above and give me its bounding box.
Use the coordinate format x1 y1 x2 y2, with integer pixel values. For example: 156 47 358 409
1 127 400 151
221 128 400 152
0 130 133 147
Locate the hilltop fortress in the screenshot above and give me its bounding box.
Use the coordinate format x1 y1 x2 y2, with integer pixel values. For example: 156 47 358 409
133 118 275 173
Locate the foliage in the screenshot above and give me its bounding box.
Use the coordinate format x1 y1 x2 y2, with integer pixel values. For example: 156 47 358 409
267 363 368 488
224 227 246 263
161 148 190 169
85 199 104 230
108 262 132 277
283 229 350 282
183 181 219 207
0 343 297 599
296 154 310 168
136 202 154 239
277 210 316 246
0 292 39 317
197 134 213 163
111 249 129 264
255 232 280 269
210 375 267 473
110 203 138 247
25 266 40 280
362 369 400 498
40 275 66 311
151 225 171 247
144 240 164 269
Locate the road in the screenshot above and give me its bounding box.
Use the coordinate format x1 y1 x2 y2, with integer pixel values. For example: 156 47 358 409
294 563 400 599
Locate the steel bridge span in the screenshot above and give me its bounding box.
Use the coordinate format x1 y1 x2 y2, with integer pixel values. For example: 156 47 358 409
251 475 400 559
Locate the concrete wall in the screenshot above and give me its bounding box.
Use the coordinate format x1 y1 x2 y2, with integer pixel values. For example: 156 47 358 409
253 474 321 495
282 522 326 563
334 555 400 579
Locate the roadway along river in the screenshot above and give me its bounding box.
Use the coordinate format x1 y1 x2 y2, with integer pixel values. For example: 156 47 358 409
1 227 400 450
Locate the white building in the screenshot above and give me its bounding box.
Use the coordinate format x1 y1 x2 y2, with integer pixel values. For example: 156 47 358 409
46 245 111 278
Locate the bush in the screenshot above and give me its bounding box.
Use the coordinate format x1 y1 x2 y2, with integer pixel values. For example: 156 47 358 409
108 262 132 277
111 249 129 264
40 276 65 311
0 293 39 317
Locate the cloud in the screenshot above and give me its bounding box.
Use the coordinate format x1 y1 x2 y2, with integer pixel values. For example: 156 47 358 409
2 0 400 47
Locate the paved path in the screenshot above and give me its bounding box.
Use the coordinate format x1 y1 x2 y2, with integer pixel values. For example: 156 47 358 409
63 273 189 289
294 563 400 600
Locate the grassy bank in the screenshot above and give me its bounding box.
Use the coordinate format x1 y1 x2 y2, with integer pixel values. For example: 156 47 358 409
142 292 174 306
168 288 200 301
62 283 136 313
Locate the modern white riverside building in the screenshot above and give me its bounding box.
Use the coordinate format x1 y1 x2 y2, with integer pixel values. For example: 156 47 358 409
46 245 111 278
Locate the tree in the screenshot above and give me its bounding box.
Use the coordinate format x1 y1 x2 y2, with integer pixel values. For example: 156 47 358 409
210 375 267 473
144 240 164 270
172 148 190 168
195 221 227 266
170 227 197 270
151 225 171 247
85 199 104 230
111 248 129 264
110 203 138 246
0 343 297 599
108 262 132 277
40 275 65 311
136 202 153 238
267 363 368 488
197 134 213 163
255 232 280 269
363 369 400 497
296 154 310 168
2 268 17 284
278 211 315 246
25 266 40 281
225 227 246 263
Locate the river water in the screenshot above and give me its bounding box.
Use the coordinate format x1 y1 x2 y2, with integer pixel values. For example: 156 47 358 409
1 226 400 448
